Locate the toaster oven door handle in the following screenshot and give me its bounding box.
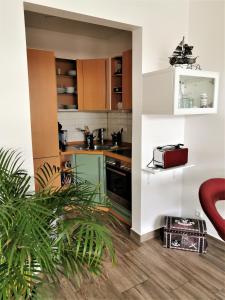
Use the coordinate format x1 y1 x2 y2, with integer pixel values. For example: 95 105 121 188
106 166 126 177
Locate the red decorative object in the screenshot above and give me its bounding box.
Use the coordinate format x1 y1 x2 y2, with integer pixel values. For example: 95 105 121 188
199 178 225 241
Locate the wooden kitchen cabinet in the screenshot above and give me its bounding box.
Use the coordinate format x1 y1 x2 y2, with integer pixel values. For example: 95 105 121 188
72 154 106 202
33 156 61 190
111 49 132 110
55 58 77 111
122 49 132 110
77 59 108 111
27 49 60 189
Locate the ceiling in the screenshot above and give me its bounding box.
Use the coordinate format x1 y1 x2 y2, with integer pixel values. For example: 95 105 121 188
24 11 131 40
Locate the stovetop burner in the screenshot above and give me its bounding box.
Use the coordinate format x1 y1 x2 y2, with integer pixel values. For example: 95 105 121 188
111 148 132 158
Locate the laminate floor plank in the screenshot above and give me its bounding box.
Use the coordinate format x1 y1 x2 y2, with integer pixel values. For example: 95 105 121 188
169 279 218 300
215 288 225 300
37 229 225 300
122 278 175 300
103 254 149 293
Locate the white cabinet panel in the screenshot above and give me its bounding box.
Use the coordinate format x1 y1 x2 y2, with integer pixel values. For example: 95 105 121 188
143 68 219 115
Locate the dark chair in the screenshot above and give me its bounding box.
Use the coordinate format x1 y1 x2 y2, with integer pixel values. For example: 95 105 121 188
199 178 225 241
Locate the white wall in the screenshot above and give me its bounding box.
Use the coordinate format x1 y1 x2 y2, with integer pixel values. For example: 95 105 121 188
3 0 223 239
0 1 34 176
141 116 185 233
25 27 131 59
182 0 225 239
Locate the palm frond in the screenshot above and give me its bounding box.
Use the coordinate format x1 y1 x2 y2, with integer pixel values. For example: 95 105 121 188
0 148 116 299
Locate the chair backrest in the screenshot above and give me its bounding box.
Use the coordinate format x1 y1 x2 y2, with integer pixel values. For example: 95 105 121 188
199 178 225 241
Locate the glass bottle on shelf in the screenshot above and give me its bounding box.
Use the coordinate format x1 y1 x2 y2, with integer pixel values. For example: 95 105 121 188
200 93 208 108
178 80 185 108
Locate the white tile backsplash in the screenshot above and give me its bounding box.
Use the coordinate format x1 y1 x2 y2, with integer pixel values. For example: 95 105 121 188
107 112 132 143
58 112 132 143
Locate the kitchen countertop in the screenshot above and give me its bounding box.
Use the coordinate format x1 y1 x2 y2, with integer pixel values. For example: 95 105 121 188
60 141 132 164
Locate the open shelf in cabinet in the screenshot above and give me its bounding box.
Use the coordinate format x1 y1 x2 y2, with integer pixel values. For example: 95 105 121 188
111 56 123 110
55 58 78 110
111 50 132 111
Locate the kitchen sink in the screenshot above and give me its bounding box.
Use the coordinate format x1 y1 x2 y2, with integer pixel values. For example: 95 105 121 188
93 145 112 150
70 144 113 150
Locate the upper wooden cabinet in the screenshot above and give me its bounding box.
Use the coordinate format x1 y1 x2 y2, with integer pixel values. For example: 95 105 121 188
27 49 59 159
55 58 77 110
122 49 132 110
77 59 108 111
111 49 132 110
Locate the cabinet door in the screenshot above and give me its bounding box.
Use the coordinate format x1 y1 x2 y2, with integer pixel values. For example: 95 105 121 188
33 156 60 191
77 59 107 111
122 49 132 110
73 154 106 202
27 49 59 158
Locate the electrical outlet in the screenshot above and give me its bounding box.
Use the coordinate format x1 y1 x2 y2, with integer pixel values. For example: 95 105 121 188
123 127 127 133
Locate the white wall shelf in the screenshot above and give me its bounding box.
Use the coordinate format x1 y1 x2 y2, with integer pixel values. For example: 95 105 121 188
143 67 219 115
142 163 195 174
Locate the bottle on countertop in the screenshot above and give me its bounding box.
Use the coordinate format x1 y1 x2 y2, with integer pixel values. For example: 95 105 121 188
58 122 68 151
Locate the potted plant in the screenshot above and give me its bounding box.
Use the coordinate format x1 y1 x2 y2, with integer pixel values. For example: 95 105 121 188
0 148 115 299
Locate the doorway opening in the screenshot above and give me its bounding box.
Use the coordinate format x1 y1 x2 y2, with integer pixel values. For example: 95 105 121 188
24 2 142 231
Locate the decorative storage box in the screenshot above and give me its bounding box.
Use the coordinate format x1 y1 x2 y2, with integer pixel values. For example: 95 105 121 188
163 216 207 253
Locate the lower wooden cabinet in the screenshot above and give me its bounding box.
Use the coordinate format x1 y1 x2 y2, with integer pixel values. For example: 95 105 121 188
33 156 61 191
72 154 106 202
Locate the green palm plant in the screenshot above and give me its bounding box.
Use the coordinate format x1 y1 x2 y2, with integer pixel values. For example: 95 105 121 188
0 148 115 299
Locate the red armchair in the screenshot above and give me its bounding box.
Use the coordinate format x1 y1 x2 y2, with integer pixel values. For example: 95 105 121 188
199 178 225 241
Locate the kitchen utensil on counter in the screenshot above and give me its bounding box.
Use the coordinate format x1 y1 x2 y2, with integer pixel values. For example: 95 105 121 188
93 128 106 145
85 133 95 149
111 128 123 146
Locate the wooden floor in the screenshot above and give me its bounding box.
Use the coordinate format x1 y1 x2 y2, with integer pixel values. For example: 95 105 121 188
40 227 225 300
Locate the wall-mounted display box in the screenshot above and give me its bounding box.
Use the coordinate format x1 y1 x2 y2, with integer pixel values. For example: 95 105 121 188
143 68 219 115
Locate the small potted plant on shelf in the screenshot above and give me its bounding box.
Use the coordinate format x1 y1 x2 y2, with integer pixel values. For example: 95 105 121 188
0 148 115 299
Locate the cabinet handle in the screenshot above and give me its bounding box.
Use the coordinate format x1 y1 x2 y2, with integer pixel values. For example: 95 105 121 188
106 167 126 177
98 157 101 186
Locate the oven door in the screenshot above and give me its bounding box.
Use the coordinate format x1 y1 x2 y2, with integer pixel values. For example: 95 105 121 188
106 163 131 210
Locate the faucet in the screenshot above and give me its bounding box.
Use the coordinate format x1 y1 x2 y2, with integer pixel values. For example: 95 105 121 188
93 128 105 144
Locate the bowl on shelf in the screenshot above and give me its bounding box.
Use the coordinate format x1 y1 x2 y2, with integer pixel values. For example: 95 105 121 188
57 87 66 94
65 86 75 94
67 104 77 110
68 70 76 76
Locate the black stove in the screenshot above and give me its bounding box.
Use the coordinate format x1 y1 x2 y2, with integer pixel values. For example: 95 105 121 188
111 148 132 158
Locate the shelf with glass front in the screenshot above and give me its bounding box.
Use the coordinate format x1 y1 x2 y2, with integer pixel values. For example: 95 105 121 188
143 68 219 115
55 58 78 110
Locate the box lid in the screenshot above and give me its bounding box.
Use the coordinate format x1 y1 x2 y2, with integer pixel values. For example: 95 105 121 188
164 216 207 235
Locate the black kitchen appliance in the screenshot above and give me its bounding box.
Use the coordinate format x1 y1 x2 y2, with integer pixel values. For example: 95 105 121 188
85 133 95 149
111 128 123 146
106 156 131 210
58 122 68 151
